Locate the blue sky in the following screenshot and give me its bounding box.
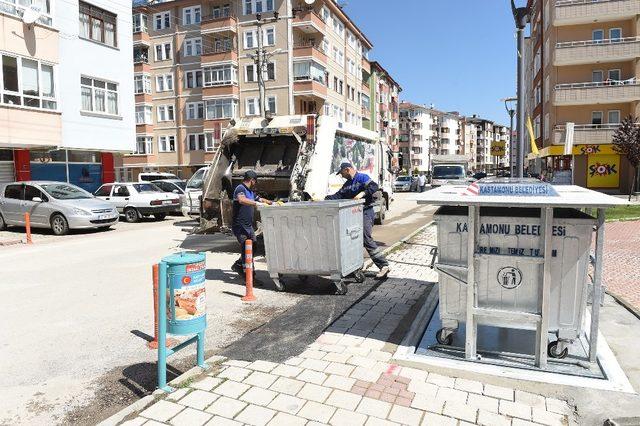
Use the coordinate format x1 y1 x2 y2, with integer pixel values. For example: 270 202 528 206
344 0 517 125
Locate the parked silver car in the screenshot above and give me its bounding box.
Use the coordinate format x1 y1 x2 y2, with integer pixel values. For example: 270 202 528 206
94 182 180 223
0 181 119 235
152 179 187 206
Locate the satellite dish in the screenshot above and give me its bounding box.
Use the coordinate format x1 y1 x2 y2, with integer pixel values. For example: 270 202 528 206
22 7 41 26
304 0 316 4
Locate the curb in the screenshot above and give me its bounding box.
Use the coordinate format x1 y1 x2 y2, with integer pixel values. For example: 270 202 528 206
364 220 435 270
606 290 640 320
97 355 228 426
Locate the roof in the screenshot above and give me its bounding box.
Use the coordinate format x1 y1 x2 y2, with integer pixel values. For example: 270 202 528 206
370 61 402 91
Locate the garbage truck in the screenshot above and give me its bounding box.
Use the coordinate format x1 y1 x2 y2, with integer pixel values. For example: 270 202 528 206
430 154 472 188
193 114 395 234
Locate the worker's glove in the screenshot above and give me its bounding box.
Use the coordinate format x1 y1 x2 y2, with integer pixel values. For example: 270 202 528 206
276 201 284 206
354 192 365 200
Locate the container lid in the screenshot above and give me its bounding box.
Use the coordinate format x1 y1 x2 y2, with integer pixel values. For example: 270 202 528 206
162 251 206 266
414 180 627 208
257 199 365 210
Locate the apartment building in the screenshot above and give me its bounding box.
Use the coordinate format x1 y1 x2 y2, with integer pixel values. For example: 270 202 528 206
526 0 637 192
121 0 389 180
0 0 135 191
398 102 436 172
465 115 495 172
460 117 478 168
368 61 401 168
435 112 461 156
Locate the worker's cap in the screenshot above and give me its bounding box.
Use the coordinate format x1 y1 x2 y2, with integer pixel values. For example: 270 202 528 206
243 170 258 180
336 162 353 174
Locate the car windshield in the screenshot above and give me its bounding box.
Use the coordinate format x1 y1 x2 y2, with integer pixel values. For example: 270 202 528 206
133 183 161 193
174 181 186 190
396 176 411 182
187 169 206 190
433 166 465 179
40 183 93 200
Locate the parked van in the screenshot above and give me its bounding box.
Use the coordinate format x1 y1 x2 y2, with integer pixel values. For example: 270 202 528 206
181 166 209 217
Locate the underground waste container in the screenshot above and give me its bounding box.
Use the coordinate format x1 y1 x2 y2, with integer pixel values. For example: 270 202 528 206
415 178 625 368
258 199 366 294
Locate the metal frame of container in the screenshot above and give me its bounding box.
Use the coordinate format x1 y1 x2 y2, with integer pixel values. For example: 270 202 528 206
415 183 626 368
258 199 366 294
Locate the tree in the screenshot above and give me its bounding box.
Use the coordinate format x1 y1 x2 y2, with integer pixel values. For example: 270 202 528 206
612 115 640 200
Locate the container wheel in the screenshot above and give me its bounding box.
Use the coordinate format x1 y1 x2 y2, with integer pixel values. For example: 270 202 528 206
547 341 569 359
354 270 366 283
274 275 286 292
335 280 348 295
436 328 453 345
374 202 386 225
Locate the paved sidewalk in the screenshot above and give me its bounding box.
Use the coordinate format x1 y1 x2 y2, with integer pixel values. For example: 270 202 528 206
117 225 577 426
603 220 640 314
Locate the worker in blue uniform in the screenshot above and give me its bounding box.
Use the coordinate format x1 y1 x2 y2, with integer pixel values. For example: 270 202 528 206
231 170 273 279
325 162 390 279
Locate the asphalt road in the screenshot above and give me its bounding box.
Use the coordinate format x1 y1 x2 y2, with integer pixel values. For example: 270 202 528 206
0 192 435 425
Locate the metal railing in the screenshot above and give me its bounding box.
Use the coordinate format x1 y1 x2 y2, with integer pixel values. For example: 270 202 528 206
293 42 327 56
554 123 623 130
557 36 640 48
201 12 236 22
202 46 236 55
0 0 52 25
556 77 639 89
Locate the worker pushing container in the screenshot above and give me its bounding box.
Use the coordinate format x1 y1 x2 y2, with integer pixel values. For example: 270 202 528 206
258 199 366 295
416 179 626 368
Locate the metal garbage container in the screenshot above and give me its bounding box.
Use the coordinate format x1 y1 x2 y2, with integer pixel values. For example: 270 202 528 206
258 200 366 294
416 179 625 368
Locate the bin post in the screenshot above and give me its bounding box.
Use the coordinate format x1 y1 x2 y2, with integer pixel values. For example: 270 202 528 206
157 261 172 392
464 205 478 360
589 208 605 363
242 239 256 302
535 207 553 368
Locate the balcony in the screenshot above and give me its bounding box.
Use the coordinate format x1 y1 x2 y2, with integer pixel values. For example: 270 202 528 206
362 58 371 74
293 79 327 99
201 13 237 34
292 10 325 33
554 78 640 105
555 36 640 65
293 42 328 64
201 46 238 64
202 83 239 98
553 123 621 145
133 31 150 46
554 0 640 26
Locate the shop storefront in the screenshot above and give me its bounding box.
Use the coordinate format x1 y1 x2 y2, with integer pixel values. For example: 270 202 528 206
528 144 633 194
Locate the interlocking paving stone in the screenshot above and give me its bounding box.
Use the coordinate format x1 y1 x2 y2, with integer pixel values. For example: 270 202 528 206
205 396 247 418
235 404 276 426
168 407 212 426
139 400 184 422
177 389 219 410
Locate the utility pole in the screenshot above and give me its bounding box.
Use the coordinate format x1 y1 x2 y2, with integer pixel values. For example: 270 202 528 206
255 17 267 118
512 0 529 178
502 97 516 176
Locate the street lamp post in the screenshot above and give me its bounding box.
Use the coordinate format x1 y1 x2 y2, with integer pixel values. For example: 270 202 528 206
502 97 517 176
511 0 529 178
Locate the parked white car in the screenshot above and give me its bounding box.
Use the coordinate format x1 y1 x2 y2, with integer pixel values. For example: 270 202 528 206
0 181 118 235
181 166 209 217
94 182 180 223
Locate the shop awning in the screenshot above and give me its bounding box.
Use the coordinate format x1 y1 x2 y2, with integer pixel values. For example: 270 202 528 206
529 144 618 160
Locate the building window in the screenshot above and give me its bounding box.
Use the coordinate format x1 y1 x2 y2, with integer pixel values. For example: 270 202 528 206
267 95 276 114
203 65 238 86
182 6 201 25
293 61 326 83
245 64 256 82
264 27 275 46
211 36 233 52
187 134 206 150
244 30 256 49
592 111 603 125
212 4 231 18
592 70 603 82
1 0 52 25
157 105 175 122
608 69 621 81
592 29 604 42
333 18 344 37
133 13 148 33
243 0 274 15
81 76 118 115
544 75 549 103
205 98 237 119
332 47 343 64
246 97 260 116
186 102 204 119
135 105 152 124
154 12 171 30
264 62 275 80
155 73 173 92
610 28 622 41
184 38 202 56
1 54 56 110
158 135 176 152
184 70 203 88
135 136 153 154
134 74 151 94
155 42 172 61
608 110 620 124
544 113 549 140
205 133 218 151
79 1 117 47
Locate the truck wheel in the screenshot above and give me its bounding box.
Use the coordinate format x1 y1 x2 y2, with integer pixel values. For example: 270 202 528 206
50 214 69 236
375 202 386 225
124 207 139 223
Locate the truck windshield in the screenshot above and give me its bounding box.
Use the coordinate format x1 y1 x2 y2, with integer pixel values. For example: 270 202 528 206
187 169 206 190
396 176 411 182
433 166 465 179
